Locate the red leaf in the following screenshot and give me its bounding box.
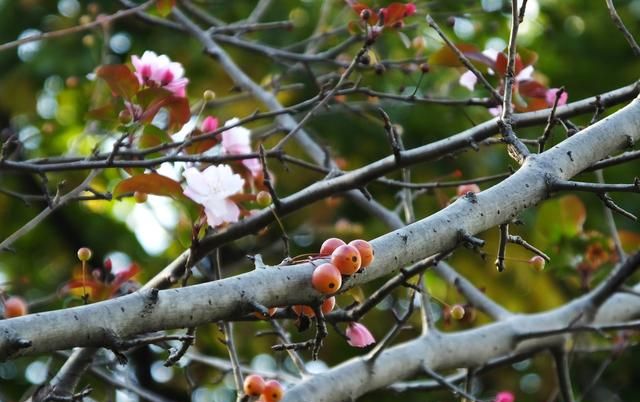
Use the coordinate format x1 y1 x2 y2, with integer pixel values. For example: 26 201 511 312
495 52 508 77
382 3 407 25
429 44 492 69
96 64 140 100
110 264 140 296
87 103 116 121
156 0 175 17
113 173 183 199
518 80 548 98
185 131 219 155
138 88 190 132
519 48 539 67
495 53 524 77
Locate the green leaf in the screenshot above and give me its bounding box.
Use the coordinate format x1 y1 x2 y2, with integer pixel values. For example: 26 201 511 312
138 124 172 150
535 195 586 246
96 64 140 100
113 173 183 199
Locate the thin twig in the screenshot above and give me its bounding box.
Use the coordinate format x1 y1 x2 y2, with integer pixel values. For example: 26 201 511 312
605 0 640 57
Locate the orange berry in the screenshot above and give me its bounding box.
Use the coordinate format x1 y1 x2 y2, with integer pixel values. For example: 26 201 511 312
292 305 315 317
331 245 361 275
311 263 342 294
254 307 277 320
450 304 465 320
77 247 92 261
256 191 272 207
319 238 346 256
321 297 336 315
529 256 546 272
348 239 374 268
3 296 28 318
133 191 148 203
243 374 265 396
262 380 284 402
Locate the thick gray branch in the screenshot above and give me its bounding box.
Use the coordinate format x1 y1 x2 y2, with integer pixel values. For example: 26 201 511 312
1 97 638 360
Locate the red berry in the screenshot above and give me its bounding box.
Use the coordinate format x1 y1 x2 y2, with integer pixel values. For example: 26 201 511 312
77 247 92 261
319 238 346 256
243 374 265 396
262 380 284 402
3 296 28 318
311 263 342 294
321 297 336 315
450 304 465 320
529 256 546 272
292 305 315 317
348 240 374 268
331 245 361 275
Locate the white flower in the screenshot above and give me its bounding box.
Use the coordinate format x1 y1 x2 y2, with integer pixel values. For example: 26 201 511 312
182 165 244 227
131 51 189 97
221 118 263 177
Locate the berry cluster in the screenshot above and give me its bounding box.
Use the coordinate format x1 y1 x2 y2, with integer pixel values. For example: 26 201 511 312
311 238 374 294
292 238 374 318
243 374 284 402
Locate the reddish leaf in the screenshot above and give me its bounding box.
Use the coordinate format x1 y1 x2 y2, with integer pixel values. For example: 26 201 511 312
519 48 539 67
109 264 140 296
382 3 407 25
136 87 172 109
185 131 219 155
519 80 548 99
429 44 493 69
113 173 183 199
138 88 190 132
495 52 508 77
87 103 116 121
156 0 175 17
96 64 139 100
618 230 640 252
138 124 172 150
495 53 524 77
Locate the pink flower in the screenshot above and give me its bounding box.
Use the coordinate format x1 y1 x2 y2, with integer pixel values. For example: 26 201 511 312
201 116 218 133
182 165 245 227
346 322 375 348
545 88 568 107
404 3 417 16
221 118 262 177
131 51 189 97
495 391 515 402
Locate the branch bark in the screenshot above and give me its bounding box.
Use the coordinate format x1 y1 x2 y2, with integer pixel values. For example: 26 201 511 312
1 96 638 361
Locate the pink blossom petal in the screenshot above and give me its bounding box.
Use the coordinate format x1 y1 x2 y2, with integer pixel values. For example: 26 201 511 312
545 88 568 107
182 165 245 228
459 70 478 91
242 157 263 177
201 116 219 133
404 3 417 16
495 391 515 402
130 50 189 97
346 322 375 348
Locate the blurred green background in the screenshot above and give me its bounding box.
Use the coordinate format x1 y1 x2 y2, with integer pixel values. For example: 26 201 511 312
0 0 639 401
